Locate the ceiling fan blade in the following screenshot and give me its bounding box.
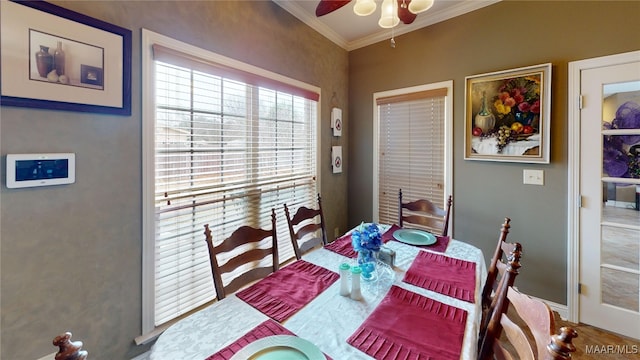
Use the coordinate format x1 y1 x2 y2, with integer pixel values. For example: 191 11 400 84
397 0 417 24
316 0 352 17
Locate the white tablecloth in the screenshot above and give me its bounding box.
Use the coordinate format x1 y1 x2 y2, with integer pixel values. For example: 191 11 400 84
150 230 486 360
471 134 540 155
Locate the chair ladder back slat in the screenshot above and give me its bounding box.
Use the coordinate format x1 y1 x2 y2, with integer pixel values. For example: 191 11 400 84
203 208 278 300
479 243 523 360
223 267 276 295
213 226 273 254
398 189 452 236
290 206 320 226
498 314 536 360
284 193 327 260
401 214 443 230
507 287 555 358
296 222 322 240
217 248 275 274
480 284 578 360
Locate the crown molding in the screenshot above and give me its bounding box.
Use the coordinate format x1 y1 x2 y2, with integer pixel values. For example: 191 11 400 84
274 0 501 51
273 0 349 49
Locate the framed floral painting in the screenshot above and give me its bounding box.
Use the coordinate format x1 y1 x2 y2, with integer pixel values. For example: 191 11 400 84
464 63 552 163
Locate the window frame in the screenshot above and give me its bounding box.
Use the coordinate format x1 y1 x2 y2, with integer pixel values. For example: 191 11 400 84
372 81 454 227
139 29 321 340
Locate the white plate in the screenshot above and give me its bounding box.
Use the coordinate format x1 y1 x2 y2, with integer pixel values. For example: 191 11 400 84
393 229 437 246
230 335 324 360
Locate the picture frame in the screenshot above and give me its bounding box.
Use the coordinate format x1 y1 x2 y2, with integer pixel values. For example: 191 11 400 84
332 146 343 174
80 64 104 87
464 63 552 163
331 107 342 137
0 0 132 115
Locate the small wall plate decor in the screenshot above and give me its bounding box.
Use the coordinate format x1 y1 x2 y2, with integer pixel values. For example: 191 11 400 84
332 146 342 173
331 107 342 137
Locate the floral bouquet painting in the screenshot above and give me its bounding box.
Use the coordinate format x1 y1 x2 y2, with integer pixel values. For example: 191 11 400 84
493 76 541 129
351 223 383 281
465 63 551 164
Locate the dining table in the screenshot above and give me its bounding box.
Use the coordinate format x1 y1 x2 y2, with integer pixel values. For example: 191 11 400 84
149 224 487 360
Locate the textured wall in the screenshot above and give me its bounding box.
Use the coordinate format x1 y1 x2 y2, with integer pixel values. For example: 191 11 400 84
348 1 640 304
0 1 348 359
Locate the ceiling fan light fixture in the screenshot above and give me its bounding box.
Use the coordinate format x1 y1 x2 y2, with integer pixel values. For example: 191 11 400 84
408 0 434 14
353 0 377 16
378 0 400 28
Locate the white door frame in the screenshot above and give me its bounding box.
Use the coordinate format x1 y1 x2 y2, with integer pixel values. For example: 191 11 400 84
567 50 640 323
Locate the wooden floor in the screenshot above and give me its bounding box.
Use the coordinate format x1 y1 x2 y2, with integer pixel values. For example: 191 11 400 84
500 309 640 359
551 313 640 359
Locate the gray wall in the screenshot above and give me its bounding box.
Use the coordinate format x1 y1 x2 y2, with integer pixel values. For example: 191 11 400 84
0 1 348 359
348 1 640 304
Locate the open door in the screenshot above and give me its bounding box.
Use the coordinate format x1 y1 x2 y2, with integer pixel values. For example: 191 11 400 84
578 54 640 339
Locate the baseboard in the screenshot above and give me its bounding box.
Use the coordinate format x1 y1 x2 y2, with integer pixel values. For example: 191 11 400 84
40 348 150 359
538 296 569 321
131 351 150 360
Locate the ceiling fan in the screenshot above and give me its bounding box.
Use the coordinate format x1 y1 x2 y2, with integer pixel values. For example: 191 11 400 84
315 0 434 28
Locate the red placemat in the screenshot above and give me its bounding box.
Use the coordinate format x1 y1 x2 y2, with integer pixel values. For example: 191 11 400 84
324 224 400 258
402 251 476 302
347 285 467 360
206 319 331 360
236 260 338 322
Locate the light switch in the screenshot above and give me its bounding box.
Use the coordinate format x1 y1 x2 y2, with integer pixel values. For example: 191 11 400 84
523 169 544 185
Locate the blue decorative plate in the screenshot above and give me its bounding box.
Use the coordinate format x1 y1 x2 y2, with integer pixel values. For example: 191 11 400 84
393 229 437 246
230 335 324 360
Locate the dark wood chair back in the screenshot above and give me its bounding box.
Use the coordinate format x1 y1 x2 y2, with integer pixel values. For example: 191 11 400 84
398 189 452 236
480 286 578 360
53 332 88 360
478 242 523 352
284 193 327 260
203 208 279 300
481 217 513 310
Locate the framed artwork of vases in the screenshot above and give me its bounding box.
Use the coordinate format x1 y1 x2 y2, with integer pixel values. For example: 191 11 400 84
0 0 131 115
464 63 552 163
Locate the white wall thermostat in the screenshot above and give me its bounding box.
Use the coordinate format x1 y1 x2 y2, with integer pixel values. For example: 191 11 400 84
6 153 75 188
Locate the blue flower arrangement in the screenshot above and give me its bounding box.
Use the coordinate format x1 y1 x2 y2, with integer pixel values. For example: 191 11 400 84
351 222 383 252
352 223 383 281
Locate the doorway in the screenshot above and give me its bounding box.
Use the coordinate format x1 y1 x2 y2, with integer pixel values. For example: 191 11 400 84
568 50 640 339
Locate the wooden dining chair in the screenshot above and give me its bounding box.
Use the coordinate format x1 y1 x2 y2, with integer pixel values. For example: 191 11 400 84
53 332 88 360
479 286 578 360
479 241 523 349
398 189 453 236
481 217 515 311
284 193 327 260
203 208 279 300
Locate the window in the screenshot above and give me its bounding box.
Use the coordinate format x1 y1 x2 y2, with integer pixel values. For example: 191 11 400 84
140 30 320 337
373 82 453 227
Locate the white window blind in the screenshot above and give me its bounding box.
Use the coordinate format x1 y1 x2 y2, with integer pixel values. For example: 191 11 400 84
377 88 448 231
151 46 318 326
